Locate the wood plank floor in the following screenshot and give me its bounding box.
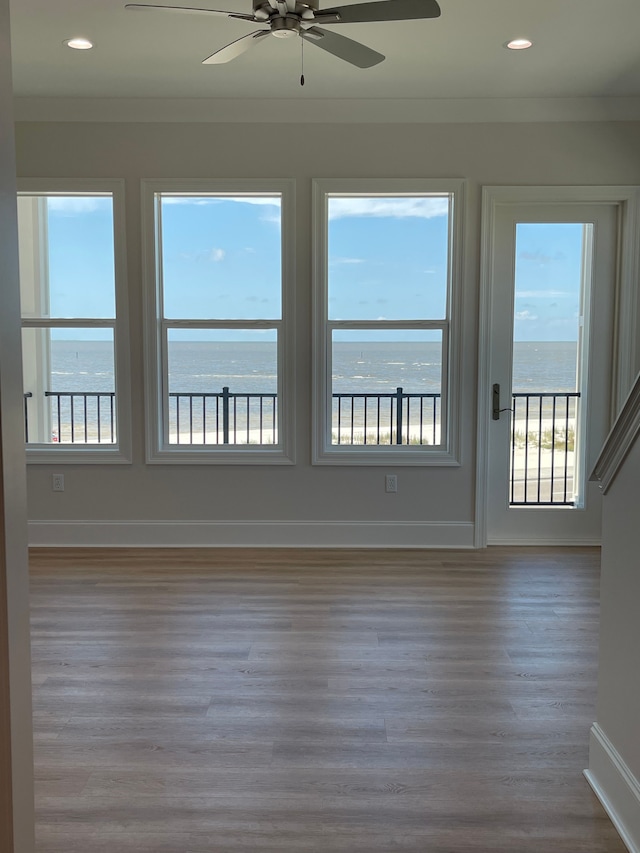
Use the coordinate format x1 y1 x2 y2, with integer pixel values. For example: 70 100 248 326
29 547 626 852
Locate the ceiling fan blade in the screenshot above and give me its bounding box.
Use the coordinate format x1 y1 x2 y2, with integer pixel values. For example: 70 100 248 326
202 29 270 63
125 4 256 22
313 0 440 25
301 26 384 68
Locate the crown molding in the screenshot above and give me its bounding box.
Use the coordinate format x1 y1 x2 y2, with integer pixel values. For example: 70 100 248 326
12 96 640 124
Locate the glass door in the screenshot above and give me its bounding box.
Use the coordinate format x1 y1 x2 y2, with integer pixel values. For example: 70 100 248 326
486 204 617 544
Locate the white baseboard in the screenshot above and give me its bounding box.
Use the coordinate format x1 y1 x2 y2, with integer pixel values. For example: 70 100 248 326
585 723 640 853
487 533 602 548
28 520 476 549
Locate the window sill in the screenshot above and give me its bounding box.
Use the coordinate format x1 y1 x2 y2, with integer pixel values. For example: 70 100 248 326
146 446 295 465
26 446 131 465
313 446 461 466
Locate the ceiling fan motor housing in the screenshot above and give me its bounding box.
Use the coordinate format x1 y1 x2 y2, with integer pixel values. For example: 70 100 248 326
271 15 300 36
252 0 319 19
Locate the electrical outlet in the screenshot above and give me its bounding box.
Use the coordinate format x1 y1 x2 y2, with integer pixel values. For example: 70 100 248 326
385 474 398 493
52 473 65 492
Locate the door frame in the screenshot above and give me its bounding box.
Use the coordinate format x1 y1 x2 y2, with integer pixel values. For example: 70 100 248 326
476 185 640 548
1 0 35 846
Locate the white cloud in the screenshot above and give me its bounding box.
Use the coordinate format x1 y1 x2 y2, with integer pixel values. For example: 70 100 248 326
328 197 449 221
47 196 109 214
161 195 280 208
160 195 281 228
177 248 224 262
162 197 216 206
261 209 281 226
515 310 539 321
330 257 366 265
228 197 280 207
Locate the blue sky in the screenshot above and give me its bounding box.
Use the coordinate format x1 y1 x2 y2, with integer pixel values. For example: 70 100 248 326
328 195 449 324
514 222 584 342
29 194 584 344
46 196 115 321
161 195 282 323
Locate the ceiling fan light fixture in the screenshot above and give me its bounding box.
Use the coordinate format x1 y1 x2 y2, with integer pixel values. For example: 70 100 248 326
506 38 532 50
63 37 94 50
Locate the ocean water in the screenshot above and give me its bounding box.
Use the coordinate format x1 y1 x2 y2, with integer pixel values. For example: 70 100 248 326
46 340 578 395
511 341 577 392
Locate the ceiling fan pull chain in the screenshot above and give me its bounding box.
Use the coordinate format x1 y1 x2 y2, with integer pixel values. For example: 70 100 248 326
300 35 305 86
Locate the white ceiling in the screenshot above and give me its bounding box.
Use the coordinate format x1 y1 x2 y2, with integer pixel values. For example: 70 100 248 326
10 0 640 103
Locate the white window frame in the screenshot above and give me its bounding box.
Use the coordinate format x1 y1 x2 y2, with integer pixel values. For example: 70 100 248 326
141 179 296 465
18 178 132 464
312 178 464 466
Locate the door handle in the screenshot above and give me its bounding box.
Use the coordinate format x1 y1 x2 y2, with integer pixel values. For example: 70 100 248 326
492 383 512 420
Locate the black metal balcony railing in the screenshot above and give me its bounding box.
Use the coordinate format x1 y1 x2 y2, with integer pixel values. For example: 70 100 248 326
332 387 440 446
170 386 440 446
23 386 580 508
24 391 116 444
510 392 580 506
23 391 32 443
169 388 278 445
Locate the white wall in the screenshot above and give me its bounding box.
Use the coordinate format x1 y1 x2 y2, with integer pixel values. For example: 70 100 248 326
587 430 640 852
0 0 35 848
14 119 640 546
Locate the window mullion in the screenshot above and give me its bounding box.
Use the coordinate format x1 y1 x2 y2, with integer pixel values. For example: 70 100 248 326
21 318 116 329
163 319 282 330
327 320 447 331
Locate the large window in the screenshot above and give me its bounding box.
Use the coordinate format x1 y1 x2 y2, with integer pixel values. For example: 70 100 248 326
313 179 463 464
142 180 294 463
18 181 130 462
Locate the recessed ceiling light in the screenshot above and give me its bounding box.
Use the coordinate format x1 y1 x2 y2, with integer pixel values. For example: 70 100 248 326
64 37 94 50
506 38 532 50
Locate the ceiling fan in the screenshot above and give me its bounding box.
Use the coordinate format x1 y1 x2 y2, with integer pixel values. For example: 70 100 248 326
125 0 441 69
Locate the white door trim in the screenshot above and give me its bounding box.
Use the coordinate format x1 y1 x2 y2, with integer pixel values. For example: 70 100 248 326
476 185 640 548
